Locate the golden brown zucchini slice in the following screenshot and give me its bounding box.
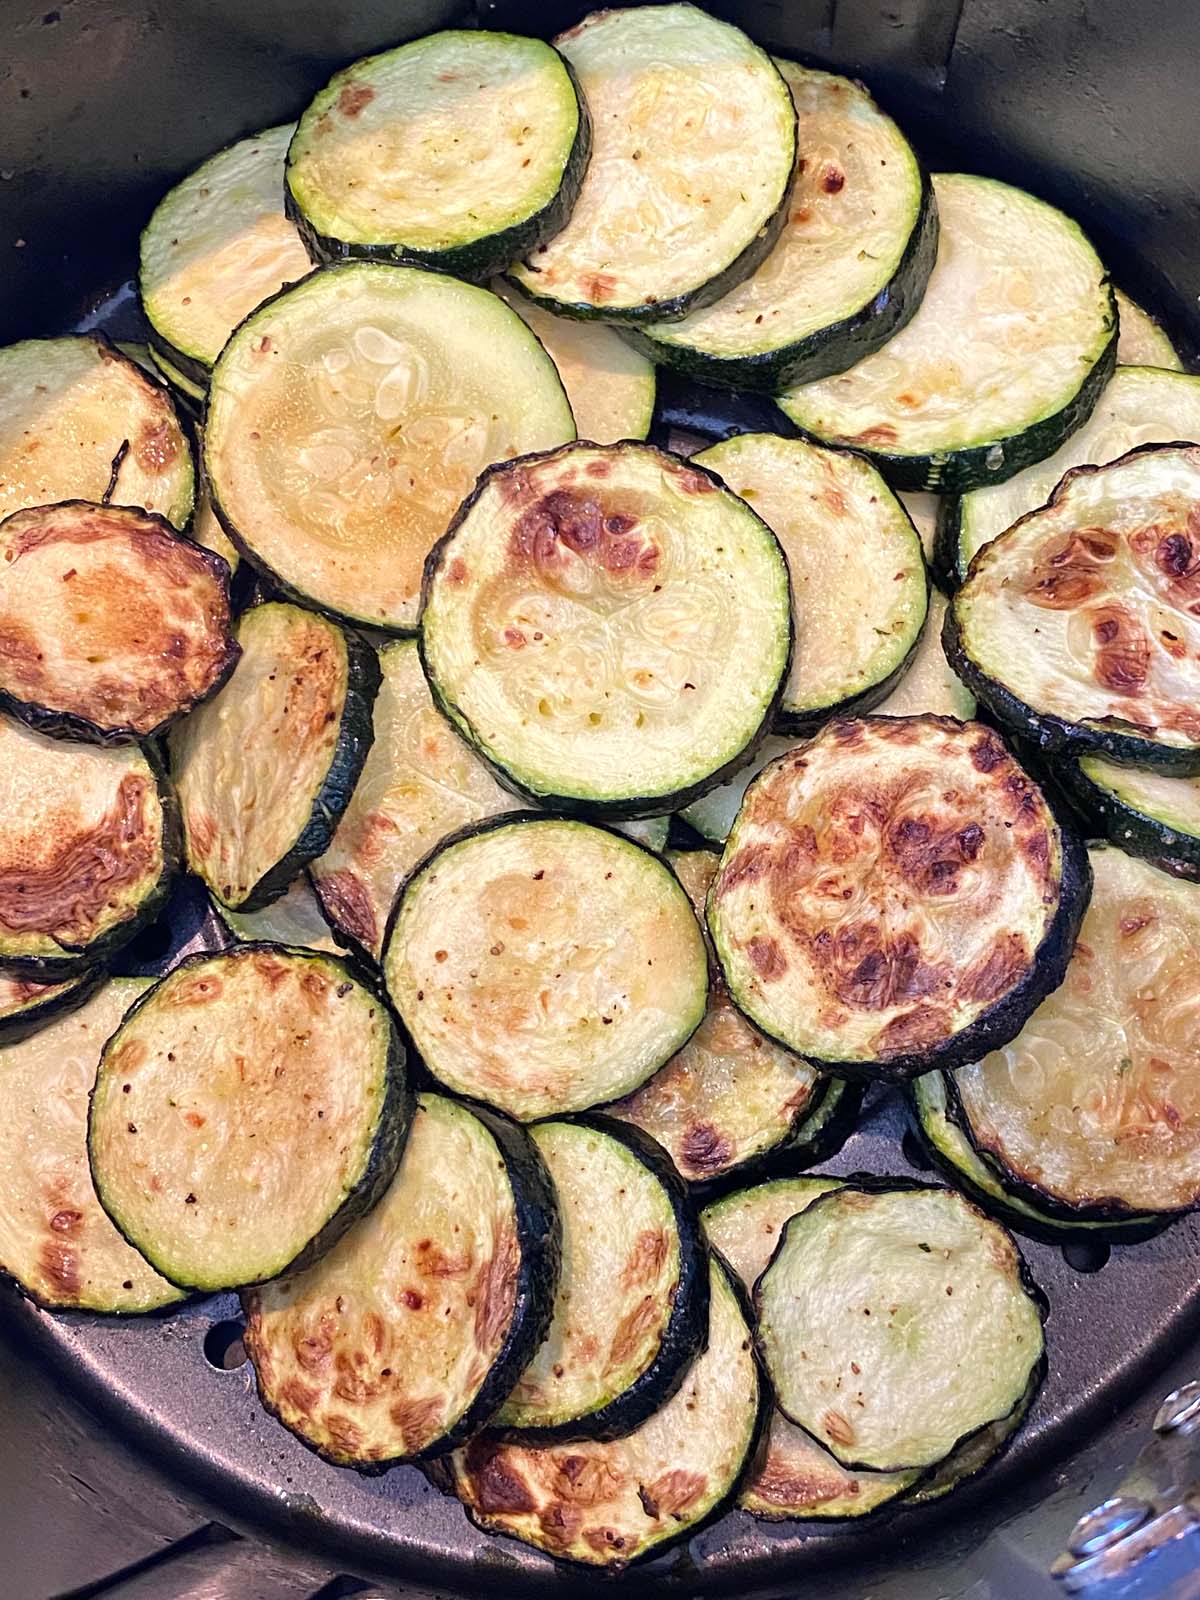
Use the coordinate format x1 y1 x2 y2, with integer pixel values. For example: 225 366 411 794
0 964 104 1046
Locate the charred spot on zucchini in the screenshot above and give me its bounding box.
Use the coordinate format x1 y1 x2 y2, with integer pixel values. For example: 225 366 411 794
243 1092 559 1466
420 440 791 815
708 716 1089 1080
0 964 104 1046
383 816 708 1122
215 875 341 955
1066 756 1200 881
1115 290 1184 371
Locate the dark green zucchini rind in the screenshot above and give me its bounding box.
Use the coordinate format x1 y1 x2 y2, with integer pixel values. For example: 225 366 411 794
780 1075 865 1169
0 964 106 1046
1063 757 1200 882
89 943 410 1291
901 1368 1042 1508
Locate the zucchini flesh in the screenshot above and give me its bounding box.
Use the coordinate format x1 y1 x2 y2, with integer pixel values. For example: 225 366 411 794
205 263 574 632
695 433 927 729
1115 290 1184 371
0 501 237 744
900 491 940 565
1071 755 1200 881
0 964 103 1046
148 345 206 409
216 876 341 955
949 444 1200 771
420 441 792 814
384 817 708 1122
0 335 194 529
0 977 183 1312
89 944 409 1291
450 1257 761 1568
170 602 379 912
507 4 795 322
902 1377 1035 1507
708 717 1084 1079
617 816 669 853
243 1092 559 1465
756 1183 1044 1472
779 174 1116 492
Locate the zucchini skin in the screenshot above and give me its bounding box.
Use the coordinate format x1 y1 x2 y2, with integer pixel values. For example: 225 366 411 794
1061 762 1200 883
683 1075 864 1202
933 494 967 591
0 965 106 1046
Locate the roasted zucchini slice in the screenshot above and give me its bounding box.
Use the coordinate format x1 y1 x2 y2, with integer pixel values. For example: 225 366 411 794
243 1092 558 1466
785 1074 864 1165
205 263 574 631
494 1116 706 1441
148 345 206 411
611 850 819 1183
420 440 791 815
634 63 937 391
189 431 239 574
286 32 589 283
0 976 184 1313
756 1182 1045 1473
901 1376 1035 1507
0 501 237 744
778 174 1116 492
1067 757 1200 881
507 4 795 323
0 720 177 976
448 1256 763 1568
694 433 927 731
0 334 194 528
948 444 1200 772
0 964 104 1046
383 816 708 1121
1115 290 1184 371
140 124 312 387
215 876 341 955
900 492 940 566
170 602 379 913
708 717 1089 1080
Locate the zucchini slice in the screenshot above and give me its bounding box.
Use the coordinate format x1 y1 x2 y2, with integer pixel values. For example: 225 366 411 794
950 844 1200 1218
448 1256 762 1568
902 1376 1035 1507
0 335 194 529
243 1092 559 1466
148 345 206 411
0 720 177 976
494 1116 706 1441
900 492 940 566
140 124 312 386
286 32 589 283
170 602 379 913
778 174 1116 493
635 63 937 392
205 263 575 632
1115 290 1184 371
0 976 183 1313
215 876 341 955
420 440 792 815
1067 756 1200 881
756 1182 1045 1473
786 1074 864 1165
694 433 928 731
708 717 1088 1081
0 965 104 1046
0 500 237 744
611 850 820 1184
383 816 708 1121
189 432 239 574
506 4 796 323
948 443 1200 772
89 944 409 1291
617 816 669 853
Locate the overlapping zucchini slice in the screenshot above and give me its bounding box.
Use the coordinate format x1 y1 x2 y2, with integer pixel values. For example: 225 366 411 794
0 965 103 1046
1114 290 1184 371
1067 759 1200 881
215 875 341 955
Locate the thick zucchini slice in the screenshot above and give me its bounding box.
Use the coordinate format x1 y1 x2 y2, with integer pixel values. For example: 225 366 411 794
494 1116 706 1440
949 444 1200 772
215 876 340 955
635 64 937 391
0 334 194 529
1067 757 1200 880
0 964 104 1046
286 32 589 283
448 1256 762 1568
243 1092 558 1466
421 440 791 815
611 851 819 1183
778 174 1116 492
0 501 237 744
708 717 1088 1080
756 1182 1045 1473
1115 290 1184 371
384 816 708 1121
89 944 409 1291
0 976 183 1313
170 602 379 913
695 433 927 731
205 263 574 632
507 4 795 323
0 720 176 976
140 124 312 386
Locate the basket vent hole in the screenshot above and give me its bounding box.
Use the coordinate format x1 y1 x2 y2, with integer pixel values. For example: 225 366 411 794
1062 1240 1111 1274
900 1129 933 1172
204 1317 248 1371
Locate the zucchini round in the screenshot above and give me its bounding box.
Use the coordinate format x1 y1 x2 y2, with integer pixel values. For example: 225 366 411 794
1066 756 1200 881
205 263 574 632
708 716 1089 1081
902 1376 1036 1507
785 1074 864 1166
170 601 380 913
243 1092 559 1467
507 4 796 323
148 345 206 411
215 876 341 955
89 944 410 1291
1114 290 1183 371
755 1182 1045 1473
778 174 1117 493
494 1116 707 1441
0 500 237 744
286 31 589 283
0 964 104 1046
420 440 792 815
384 816 708 1121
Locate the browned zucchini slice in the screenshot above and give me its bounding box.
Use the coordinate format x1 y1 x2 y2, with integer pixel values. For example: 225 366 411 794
0 964 104 1045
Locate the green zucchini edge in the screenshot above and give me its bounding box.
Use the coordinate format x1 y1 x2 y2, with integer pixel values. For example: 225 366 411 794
0 964 108 1046
1060 762 1200 883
